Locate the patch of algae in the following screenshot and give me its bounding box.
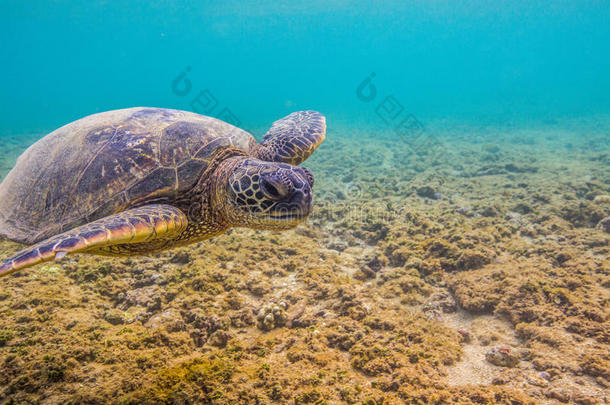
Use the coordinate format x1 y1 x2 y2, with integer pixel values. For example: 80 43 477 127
1 124 608 404
120 355 234 404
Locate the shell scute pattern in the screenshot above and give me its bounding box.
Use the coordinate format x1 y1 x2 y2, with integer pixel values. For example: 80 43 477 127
77 125 159 196
0 108 255 244
129 107 178 122
159 121 213 166
125 167 177 202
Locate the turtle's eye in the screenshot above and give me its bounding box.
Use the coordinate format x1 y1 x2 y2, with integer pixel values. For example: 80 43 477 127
261 176 287 200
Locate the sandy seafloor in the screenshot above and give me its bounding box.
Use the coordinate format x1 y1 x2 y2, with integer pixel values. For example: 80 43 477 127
0 119 608 405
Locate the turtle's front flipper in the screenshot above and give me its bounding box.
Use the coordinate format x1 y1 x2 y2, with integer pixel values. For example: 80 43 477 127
254 111 326 165
0 204 187 277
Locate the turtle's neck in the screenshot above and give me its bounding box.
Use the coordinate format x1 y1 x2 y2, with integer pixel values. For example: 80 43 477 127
192 148 248 226
171 149 249 244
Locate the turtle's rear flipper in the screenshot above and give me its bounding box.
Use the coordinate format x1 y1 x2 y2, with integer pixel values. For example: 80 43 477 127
254 111 326 165
0 204 187 277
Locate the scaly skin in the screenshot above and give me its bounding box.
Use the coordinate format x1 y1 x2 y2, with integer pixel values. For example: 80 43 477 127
253 110 326 165
0 205 187 277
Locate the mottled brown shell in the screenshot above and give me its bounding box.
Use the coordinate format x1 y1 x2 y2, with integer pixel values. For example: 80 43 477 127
0 107 254 244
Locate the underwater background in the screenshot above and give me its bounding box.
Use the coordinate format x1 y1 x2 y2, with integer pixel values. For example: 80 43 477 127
1 1 609 404
2 0 610 135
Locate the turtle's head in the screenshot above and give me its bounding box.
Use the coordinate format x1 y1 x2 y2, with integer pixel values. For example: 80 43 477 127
219 158 314 230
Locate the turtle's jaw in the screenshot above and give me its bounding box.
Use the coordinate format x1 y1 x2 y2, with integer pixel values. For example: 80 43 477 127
266 212 309 221
260 203 312 227
253 205 311 230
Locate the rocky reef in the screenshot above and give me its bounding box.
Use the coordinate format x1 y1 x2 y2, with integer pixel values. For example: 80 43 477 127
0 123 608 404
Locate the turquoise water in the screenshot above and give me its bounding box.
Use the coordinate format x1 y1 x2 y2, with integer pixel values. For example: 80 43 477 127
2 3 610 403
2 1 609 137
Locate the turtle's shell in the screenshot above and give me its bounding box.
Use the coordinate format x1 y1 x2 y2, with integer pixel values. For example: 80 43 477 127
0 107 254 244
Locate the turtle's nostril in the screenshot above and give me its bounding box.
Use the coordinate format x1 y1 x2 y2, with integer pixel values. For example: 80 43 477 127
303 183 312 197
288 187 312 211
304 190 312 206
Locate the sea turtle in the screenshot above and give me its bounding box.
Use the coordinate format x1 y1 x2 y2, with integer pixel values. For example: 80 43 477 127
0 107 325 277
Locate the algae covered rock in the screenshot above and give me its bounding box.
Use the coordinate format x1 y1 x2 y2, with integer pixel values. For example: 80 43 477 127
256 302 288 331
207 330 231 347
596 216 610 233
485 347 519 368
103 308 125 325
